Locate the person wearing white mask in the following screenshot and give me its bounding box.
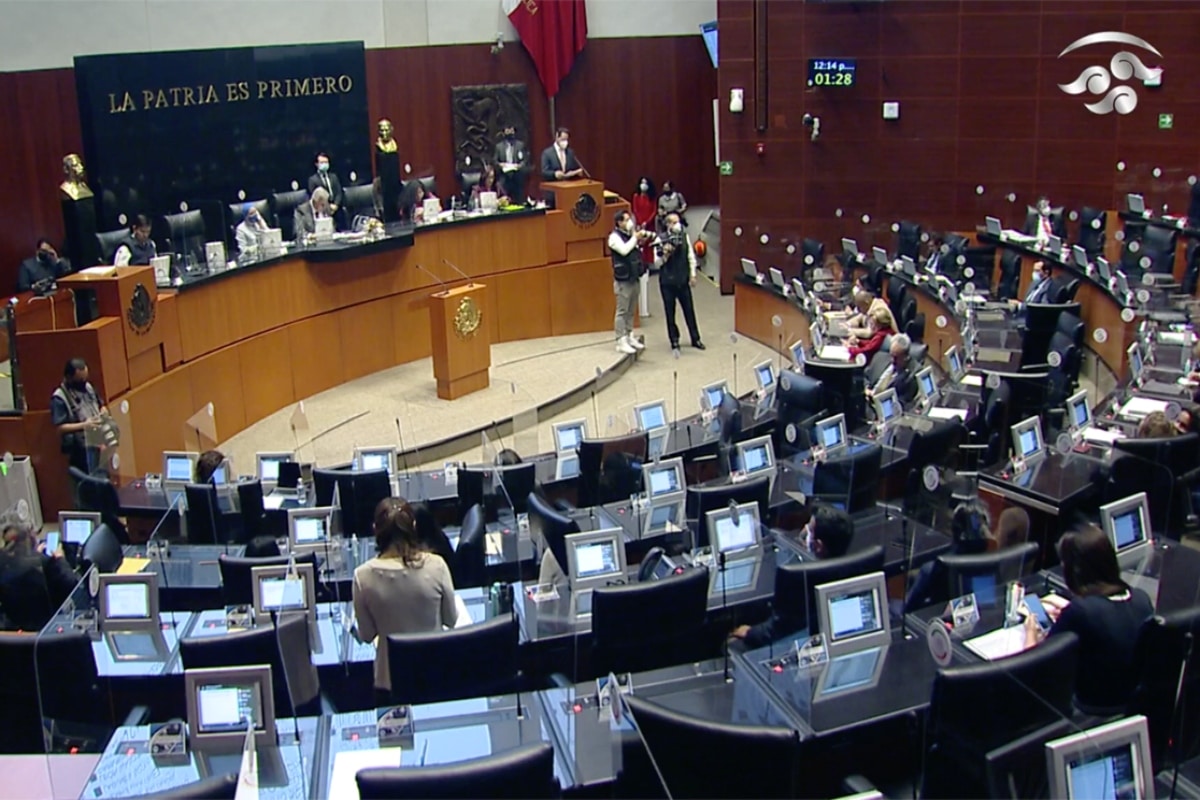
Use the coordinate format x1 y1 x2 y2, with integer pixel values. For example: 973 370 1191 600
539 127 583 183
306 152 343 226
655 212 704 354
656 180 687 234
1009 260 1053 321
608 210 650 355
235 204 269 254
1026 195 1061 246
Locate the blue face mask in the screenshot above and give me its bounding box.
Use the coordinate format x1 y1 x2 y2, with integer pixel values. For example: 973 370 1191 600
1031 271 1043 284
317 162 329 173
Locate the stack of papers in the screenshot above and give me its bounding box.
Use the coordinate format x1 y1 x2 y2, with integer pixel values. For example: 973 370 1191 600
1082 427 1124 445
818 345 851 362
960 374 984 387
927 407 968 421
1118 397 1169 420
963 626 1026 661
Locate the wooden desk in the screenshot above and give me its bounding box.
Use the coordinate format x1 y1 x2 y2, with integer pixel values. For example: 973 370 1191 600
733 278 812 354
0 288 76 362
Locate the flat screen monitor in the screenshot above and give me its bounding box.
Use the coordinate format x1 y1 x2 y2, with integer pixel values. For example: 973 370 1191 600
1066 389 1092 432
287 507 334 552
1126 193 1145 214
59 511 101 545
1045 715 1153 800
565 528 627 591
813 413 848 453
251 563 317 625
705 501 761 556
256 451 294 484
916 367 937 405
643 499 684 538
740 258 758 279
945 346 964 382
816 646 886 697
753 360 775 393
163 451 199 484
648 427 670 461
985 216 1002 236
711 558 760 594
555 452 580 481
210 458 233 487
98 572 159 629
1011 415 1045 461
354 446 396 475
1073 244 1090 270
735 434 775 476
816 571 891 656
1099 493 1151 560
872 246 888 266
789 340 807 370
185 665 275 751
1096 257 1112 282
700 20 718 68
643 456 685 499
1128 343 1143 382
841 237 858 257
106 630 167 661
635 400 668 432
872 388 901 427
553 419 587 453
769 267 786 290
701 381 728 412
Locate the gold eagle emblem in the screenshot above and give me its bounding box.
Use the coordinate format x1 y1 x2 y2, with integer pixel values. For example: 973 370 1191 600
454 296 482 339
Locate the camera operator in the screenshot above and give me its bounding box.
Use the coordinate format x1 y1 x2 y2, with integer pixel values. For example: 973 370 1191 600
16 238 71 294
654 212 705 354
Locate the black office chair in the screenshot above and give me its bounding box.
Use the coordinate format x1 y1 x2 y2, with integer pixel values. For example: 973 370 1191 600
906 312 926 345
770 545 884 641
236 479 266 544
774 371 825 457
577 432 648 508
886 278 908 313
69 466 129 543
1142 224 1178 274
527 492 579 585
356 742 559 799
386 616 520 705
312 467 349 507
684 477 772 538
938 542 1039 608
96 228 131 265
453 503 488 589
811 443 882 513
184 483 235 545
459 464 537 523
622 694 803 799
896 221 923 260
81 523 123 573
1111 434 1200 536
801 237 825 270
341 184 376 222
411 501 454 566
865 262 886 295
591 567 709 675
1077 207 1106 255
904 420 969 524
898 295 919 333
226 198 271 239
217 552 319 607
921 633 1080 799
458 169 483 198
270 189 309 241
136 773 238 799
864 350 892 389
1127 607 1200 768
344 470 392 539
996 250 1022 300
983 718 1075 800
968 381 1011 467
1184 239 1200 296
162 209 206 267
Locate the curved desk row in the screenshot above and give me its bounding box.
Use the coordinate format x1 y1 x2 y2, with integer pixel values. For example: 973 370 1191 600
8 200 627 518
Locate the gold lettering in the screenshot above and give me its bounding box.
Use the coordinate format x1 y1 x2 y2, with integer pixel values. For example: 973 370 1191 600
338 74 353 93
203 85 218 104
154 89 169 109
182 87 196 106
311 76 324 95
168 86 182 106
270 80 282 98
226 82 240 102
257 80 268 99
140 90 155 110
110 92 136 113
325 76 337 94
295 78 310 96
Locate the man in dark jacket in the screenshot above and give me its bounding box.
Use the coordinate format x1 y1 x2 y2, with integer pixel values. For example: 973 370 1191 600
654 212 704 353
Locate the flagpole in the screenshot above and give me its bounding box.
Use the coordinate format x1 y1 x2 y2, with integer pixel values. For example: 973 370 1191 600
549 96 556 138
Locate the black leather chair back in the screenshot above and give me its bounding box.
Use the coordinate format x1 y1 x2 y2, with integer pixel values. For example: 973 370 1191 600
69 466 129 542
864 350 891 388
774 371 824 456
270 189 308 241
163 209 206 264
922 633 1079 798
356 742 559 799
812 443 882 513
906 312 926 344
342 184 376 221
801 238 825 269
1185 239 1200 295
1143 224 1178 273
527 492 579 579
886 278 907 312
1111 434 1200 535
973 381 1011 466
139 772 238 799
997 250 1022 300
938 542 1039 605
1055 311 1084 348
227 198 270 229
218 552 318 607
345 469 392 539
1128 607 1200 767
623 694 802 799
983 719 1075 800
772 545 883 638
385 616 520 705
592 567 708 674
237 480 265 543
459 170 483 197
184 483 227 545
1077 207 1106 254
96 228 130 264
454 504 488 589
897 220 922 260
898 295 918 331
0 630 103 754
81 522 123 573
312 467 348 507
577 432 648 507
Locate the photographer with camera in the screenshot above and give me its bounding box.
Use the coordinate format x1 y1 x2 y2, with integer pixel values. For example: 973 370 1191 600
16 237 70 294
608 210 651 355
654 211 705 354
51 358 110 475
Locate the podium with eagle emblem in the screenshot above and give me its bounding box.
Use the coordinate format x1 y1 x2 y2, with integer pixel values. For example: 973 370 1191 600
429 281 491 400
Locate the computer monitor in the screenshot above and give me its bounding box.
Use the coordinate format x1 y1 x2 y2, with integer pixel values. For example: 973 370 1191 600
643 456 685 500
251 562 317 627
255 451 294 485
710 558 760 594
789 340 807 370
769 267 786 291
98 572 159 630
686 477 771 547
902 255 917 276
1045 715 1154 800
803 359 867 432
752 360 775 394
735 434 775 477
287 507 335 553
185 665 276 752
354 446 396 476
1065 389 1092 433
105 629 168 662
740 258 759 279
564 528 628 593
704 501 761 557
872 388 902 428
634 400 668 432
700 381 729 412
813 413 848 454
1011 415 1045 462
1096 257 1112 283
555 452 580 481
209 457 234 488
1073 244 1090 270
642 498 685 538
162 451 199 485
872 246 888 266
647 427 670 461
1126 193 1145 214
945 346 964 383
553 419 587 453
841 237 859 258
1099 493 1152 566
816 571 891 656
815 646 887 698
1127 343 1143 383
915 366 937 406
59 511 100 545
1047 234 1063 257
985 216 1003 236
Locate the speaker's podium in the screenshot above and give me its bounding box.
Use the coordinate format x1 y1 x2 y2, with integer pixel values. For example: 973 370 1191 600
429 282 490 400
542 179 604 218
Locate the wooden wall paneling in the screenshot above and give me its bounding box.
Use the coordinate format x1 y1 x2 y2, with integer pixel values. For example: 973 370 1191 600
548 258 612 336
287 313 344 401
544 211 568 264
390 291 433 365
19 412 74 521
125 369 194 477
438 221 499 279
492 214 548 271
337 297 397 383
16 317 128 411
186 347 246 443
156 291 183 368
492 268 552 343
239 327 296 427
127 346 163 388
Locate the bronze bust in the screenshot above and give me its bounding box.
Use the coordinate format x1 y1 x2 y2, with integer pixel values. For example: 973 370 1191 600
376 119 397 154
60 153 94 200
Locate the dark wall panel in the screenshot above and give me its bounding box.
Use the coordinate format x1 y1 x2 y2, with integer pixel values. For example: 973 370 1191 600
718 0 1200 291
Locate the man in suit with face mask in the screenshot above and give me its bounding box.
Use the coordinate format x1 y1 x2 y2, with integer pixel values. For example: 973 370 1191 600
493 125 529 203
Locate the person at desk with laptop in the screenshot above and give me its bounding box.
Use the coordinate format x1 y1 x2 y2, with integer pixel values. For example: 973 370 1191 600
294 187 333 239
352 497 458 702
727 505 854 649
234 204 270 254
847 306 894 361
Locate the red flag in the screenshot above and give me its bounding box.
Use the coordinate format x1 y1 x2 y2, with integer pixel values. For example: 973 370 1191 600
504 0 588 98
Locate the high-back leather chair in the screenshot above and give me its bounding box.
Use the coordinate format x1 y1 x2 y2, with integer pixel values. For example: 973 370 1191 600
0 630 106 754
342 184 376 222
236 479 265 544
771 545 884 639
454 503 488 589
385 616 520 705
81 522 124 573
591 567 708 675
96 228 131 265
1077 206 1106 255
526 492 579 584
896 220 922 260
938 542 1040 606
162 209 206 266
997 250 1022 300
356 742 559 799
1127 607 1200 768
270 189 308 241
69 466 129 543
217 552 318 607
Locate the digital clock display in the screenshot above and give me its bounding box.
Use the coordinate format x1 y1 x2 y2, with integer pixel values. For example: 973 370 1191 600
808 59 857 88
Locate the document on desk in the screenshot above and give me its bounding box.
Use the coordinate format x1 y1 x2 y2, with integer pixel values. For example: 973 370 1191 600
1119 397 1169 419
116 557 151 575
485 531 504 557
452 594 475 628
818 345 851 362
960 374 984 387
330 749 402 799
927 407 968 421
1083 427 1124 445
963 626 1027 661
81 266 118 277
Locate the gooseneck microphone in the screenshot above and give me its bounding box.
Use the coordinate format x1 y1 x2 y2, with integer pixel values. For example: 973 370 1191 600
441 258 474 286
413 263 447 288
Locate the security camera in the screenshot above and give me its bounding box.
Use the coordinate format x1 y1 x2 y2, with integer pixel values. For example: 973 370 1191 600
802 114 821 141
490 33 505 55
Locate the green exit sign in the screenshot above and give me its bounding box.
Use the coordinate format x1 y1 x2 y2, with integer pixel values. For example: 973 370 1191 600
1159 113 1174 129
719 161 734 176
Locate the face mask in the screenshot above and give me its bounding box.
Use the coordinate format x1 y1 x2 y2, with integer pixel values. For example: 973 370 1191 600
558 140 568 150
670 223 682 233
1031 271 1043 284
663 187 674 196
639 182 648 192
318 162 329 173
38 250 53 263
505 132 515 141
1040 205 1050 216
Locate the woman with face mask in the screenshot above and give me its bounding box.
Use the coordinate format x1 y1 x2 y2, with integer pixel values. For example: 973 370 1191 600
656 180 688 233
631 177 657 317
235 204 269 255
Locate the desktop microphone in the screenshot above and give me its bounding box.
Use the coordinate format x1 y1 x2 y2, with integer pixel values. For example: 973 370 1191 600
441 258 474 286
1168 631 1194 800
718 550 732 684
590 385 601 435
732 351 739 398
575 157 592 179
395 418 413 497
672 370 680 450
413 263 448 289
490 420 507 452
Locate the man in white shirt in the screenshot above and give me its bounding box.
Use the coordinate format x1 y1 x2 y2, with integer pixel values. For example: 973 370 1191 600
1029 196 1059 246
539 127 583 183
608 210 651 355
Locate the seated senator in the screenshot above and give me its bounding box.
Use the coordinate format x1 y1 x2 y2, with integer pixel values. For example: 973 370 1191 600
868 333 918 405
0 520 78 632
847 306 895 361
470 164 508 209
234 205 270 254
16 238 71 293
903 502 991 613
113 214 157 266
408 182 440 223
846 286 896 339
294 187 332 238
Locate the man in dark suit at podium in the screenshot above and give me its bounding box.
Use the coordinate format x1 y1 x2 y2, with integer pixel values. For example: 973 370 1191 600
539 127 584 183
494 125 529 203
307 152 344 228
